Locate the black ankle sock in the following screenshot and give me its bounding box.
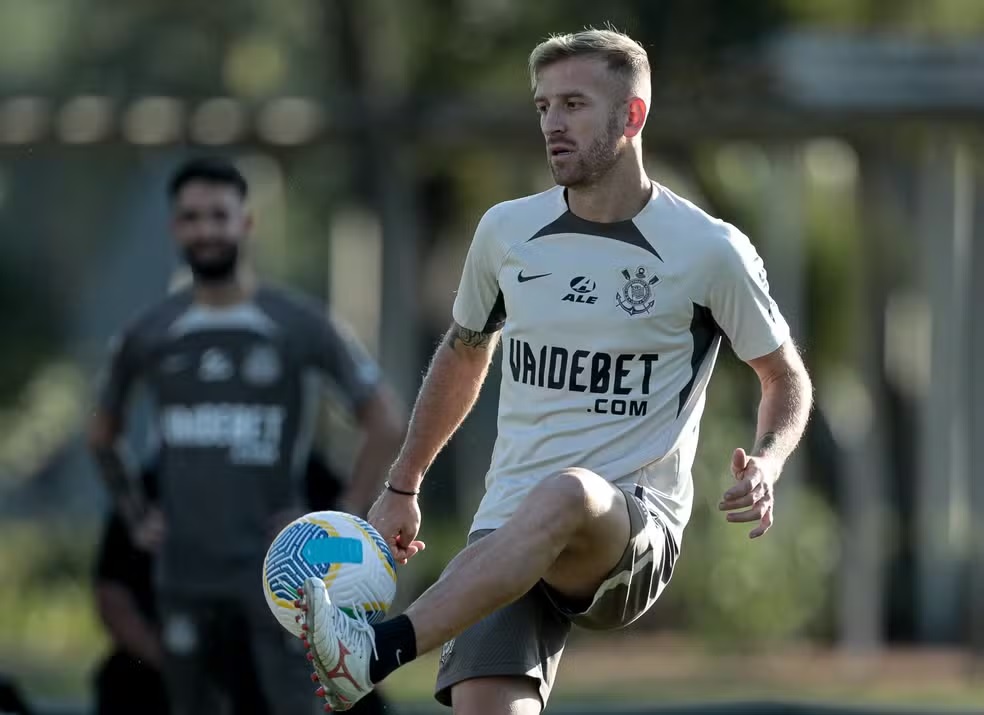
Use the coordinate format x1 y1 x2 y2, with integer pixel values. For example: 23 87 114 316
369 615 417 684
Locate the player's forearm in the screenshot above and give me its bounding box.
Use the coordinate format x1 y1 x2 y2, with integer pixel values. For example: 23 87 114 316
752 362 813 470
388 328 497 491
89 424 146 528
96 587 164 667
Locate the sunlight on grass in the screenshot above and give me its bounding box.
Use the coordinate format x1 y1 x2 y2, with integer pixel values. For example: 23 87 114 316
383 637 984 709
0 520 109 700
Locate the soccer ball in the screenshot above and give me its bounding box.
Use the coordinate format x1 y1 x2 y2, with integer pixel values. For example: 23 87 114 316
262 511 397 637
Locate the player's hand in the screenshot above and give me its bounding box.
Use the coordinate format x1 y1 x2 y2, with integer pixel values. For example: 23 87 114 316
719 448 780 539
133 507 166 552
367 486 426 566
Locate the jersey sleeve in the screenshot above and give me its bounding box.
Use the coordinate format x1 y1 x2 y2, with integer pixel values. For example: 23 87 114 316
452 207 507 333
706 227 790 362
96 329 142 417
311 313 381 411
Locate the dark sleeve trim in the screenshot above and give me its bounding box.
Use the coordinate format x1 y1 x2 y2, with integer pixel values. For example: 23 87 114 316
482 290 506 333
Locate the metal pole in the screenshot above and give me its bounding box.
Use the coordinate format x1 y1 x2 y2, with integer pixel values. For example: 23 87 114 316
837 146 891 652
967 160 984 664
915 138 973 642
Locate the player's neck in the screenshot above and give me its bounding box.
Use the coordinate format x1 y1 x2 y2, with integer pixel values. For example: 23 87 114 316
193 269 256 307
565 156 652 224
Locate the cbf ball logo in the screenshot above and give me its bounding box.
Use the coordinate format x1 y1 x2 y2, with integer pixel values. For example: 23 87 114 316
616 266 660 316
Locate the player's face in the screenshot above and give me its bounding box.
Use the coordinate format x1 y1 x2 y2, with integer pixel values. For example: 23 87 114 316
534 57 628 187
171 182 252 283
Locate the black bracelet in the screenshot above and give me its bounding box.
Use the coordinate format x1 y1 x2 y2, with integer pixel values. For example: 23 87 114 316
385 481 419 496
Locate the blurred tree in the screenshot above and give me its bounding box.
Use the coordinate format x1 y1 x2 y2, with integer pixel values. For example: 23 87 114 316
1 0 983 102
2 1 984 692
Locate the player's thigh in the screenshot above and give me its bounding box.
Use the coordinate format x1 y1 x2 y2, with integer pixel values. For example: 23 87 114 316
95 653 168 715
246 607 320 715
558 491 674 631
159 599 220 715
212 604 274 715
538 468 632 601
451 676 542 715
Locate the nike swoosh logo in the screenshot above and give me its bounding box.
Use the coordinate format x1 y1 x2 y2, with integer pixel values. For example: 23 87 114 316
395 648 402 665
517 271 552 283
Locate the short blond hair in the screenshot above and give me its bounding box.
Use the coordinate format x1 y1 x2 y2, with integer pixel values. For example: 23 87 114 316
528 28 651 96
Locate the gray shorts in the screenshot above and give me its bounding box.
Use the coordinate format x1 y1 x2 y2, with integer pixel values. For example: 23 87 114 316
434 489 677 708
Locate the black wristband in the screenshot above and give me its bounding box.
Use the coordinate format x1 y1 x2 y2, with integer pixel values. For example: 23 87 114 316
384 481 419 496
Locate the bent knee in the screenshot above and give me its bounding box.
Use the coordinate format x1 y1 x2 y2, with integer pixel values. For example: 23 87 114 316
530 468 617 517
451 676 541 715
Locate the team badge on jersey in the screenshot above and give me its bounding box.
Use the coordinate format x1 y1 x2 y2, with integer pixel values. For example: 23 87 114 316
242 344 282 385
616 266 660 316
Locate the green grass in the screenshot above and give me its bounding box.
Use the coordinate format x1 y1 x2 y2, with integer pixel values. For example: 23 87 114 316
0 520 108 701
381 641 984 710
6 627 984 710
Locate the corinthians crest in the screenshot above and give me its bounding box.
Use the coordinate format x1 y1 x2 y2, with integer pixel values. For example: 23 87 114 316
242 344 282 385
616 266 660 316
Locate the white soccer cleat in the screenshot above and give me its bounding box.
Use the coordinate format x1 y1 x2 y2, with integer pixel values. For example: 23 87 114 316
297 577 376 712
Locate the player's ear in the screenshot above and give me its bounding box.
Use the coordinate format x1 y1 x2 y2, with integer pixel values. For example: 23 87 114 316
624 97 647 138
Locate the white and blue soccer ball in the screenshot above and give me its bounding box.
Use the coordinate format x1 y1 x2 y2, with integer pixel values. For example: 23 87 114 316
263 510 397 637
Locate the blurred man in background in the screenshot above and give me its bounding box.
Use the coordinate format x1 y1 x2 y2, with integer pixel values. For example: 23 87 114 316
93 453 396 715
92 459 169 715
88 156 406 715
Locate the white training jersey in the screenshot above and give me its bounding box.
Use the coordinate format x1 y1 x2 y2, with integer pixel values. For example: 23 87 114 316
452 182 790 548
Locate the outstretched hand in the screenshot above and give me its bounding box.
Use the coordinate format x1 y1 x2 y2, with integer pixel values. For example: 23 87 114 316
367 489 426 565
719 447 779 539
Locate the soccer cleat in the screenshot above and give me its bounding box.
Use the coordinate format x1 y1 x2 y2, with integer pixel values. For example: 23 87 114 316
298 577 376 711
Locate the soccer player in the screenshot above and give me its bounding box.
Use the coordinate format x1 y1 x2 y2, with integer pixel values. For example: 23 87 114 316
93 459 170 715
88 157 406 715
92 452 397 715
298 28 814 714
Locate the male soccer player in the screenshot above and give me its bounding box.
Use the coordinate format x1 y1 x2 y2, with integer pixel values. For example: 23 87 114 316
298 28 813 714
92 459 170 715
92 452 397 715
88 157 406 715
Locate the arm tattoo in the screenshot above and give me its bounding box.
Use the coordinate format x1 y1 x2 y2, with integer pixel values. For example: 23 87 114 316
445 324 494 352
753 431 778 457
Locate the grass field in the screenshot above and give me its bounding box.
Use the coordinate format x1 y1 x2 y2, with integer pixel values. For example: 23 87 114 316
7 620 984 713
381 633 984 710
7 632 984 714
